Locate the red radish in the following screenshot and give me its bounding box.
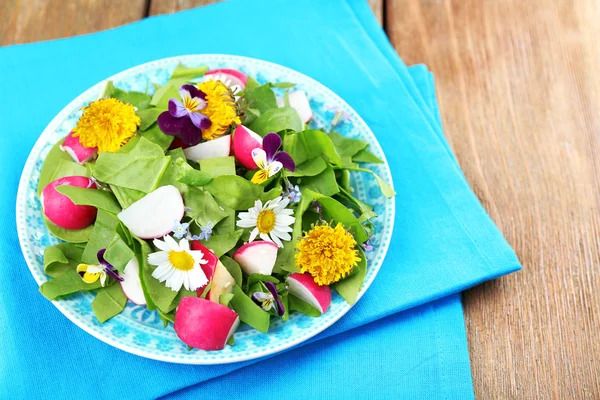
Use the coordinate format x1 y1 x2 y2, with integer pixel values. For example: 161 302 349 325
203 68 248 93
183 134 231 162
174 297 239 351
168 137 190 150
232 125 262 170
41 176 97 230
119 257 146 305
286 273 331 314
233 241 278 275
117 185 184 239
60 131 98 164
208 261 235 303
276 91 312 123
191 241 219 296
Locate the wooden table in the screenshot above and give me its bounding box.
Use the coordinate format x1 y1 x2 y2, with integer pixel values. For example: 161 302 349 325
2 1 598 398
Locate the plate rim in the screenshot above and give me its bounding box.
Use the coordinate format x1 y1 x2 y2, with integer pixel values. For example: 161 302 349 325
16 54 395 364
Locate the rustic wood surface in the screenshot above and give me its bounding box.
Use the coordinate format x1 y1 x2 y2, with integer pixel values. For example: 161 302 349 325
1 0 598 398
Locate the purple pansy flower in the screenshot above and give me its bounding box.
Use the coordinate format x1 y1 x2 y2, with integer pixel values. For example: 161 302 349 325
96 248 123 282
157 84 211 146
250 133 295 184
251 281 285 316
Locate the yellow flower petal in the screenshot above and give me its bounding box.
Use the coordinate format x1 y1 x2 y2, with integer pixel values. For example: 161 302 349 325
196 80 240 140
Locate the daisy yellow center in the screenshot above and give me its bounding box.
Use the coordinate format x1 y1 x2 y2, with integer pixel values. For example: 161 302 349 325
196 80 241 140
72 98 140 153
257 210 276 233
168 250 195 271
295 222 360 286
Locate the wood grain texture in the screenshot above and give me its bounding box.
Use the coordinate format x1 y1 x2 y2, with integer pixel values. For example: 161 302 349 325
387 0 600 398
0 0 147 46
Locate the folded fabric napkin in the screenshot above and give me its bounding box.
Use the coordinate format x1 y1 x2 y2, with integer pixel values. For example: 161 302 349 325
0 0 519 398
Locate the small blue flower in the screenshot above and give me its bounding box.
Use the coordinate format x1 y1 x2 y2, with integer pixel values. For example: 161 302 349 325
198 222 213 241
172 220 189 239
362 238 374 253
286 184 302 204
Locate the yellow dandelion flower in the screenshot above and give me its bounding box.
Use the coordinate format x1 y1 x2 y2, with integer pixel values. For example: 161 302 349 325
196 80 241 140
72 98 140 152
295 222 361 286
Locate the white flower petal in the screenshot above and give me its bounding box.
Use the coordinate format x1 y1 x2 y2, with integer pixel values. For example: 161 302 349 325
163 235 179 251
147 251 168 266
237 219 258 228
190 250 205 263
276 215 296 225
153 238 171 252
260 233 272 242
179 238 190 252
271 234 283 248
267 161 283 177
249 228 259 242
274 224 294 233
272 229 291 241
252 148 268 169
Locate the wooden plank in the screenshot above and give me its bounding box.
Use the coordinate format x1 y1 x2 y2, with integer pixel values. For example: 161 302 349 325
0 0 147 46
387 0 600 398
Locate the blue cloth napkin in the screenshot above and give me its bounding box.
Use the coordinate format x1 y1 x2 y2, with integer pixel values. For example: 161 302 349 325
0 0 519 398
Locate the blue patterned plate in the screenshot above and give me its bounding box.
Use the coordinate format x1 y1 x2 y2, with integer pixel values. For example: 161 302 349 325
16 55 394 364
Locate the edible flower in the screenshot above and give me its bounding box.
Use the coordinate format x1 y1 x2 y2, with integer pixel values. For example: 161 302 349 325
251 133 295 184
197 222 213 241
72 98 140 152
157 84 211 146
76 249 123 287
295 222 361 286
362 238 374 253
148 236 209 292
196 80 241 140
252 281 285 316
285 184 302 204
173 220 190 239
236 197 295 247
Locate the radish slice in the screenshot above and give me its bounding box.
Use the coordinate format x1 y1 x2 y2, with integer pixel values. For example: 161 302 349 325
232 125 262 170
60 131 98 164
119 257 146 305
183 134 231 162
191 241 219 296
203 68 248 94
117 185 184 239
286 273 332 314
174 297 239 350
233 241 278 276
41 176 97 230
276 91 312 123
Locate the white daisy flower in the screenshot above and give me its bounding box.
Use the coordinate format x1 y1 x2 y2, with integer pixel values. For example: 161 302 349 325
236 197 296 247
147 236 208 292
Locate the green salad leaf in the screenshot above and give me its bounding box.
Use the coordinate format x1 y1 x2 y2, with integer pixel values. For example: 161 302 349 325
137 108 163 131
43 243 85 277
150 64 208 108
311 192 369 243
139 124 174 151
284 129 343 166
110 185 145 209
328 130 368 160
175 158 213 186
103 81 152 110
202 230 243 258
81 210 121 265
352 148 383 164
220 256 243 285
244 84 278 114
339 166 395 198
38 139 70 195
43 216 93 243
298 164 339 196
332 248 367 305
199 156 236 177
287 156 328 177
104 234 135 271
249 107 303 136
56 186 121 214
205 175 265 210
92 283 127 323
183 187 229 228
39 269 106 300
230 284 270 332
289 293 321 317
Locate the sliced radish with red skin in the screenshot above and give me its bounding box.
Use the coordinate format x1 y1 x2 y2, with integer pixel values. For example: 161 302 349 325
183 134 231 162
276 91 312 123
191 241 219 296
232 125 262 170
203 68 248 93
60 131 98 164
233 241 278 276
286 273 332 314
41 176 97 230
119 257 146 305
117 185 184 239
174 297 239 350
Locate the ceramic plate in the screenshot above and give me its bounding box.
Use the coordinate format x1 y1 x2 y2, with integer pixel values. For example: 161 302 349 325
16 55 394 364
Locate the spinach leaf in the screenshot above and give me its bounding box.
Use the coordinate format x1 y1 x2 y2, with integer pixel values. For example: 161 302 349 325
39 269 105 300
103 81 152 109
170 64 209 81
287 156 328 177
104 234 135 271
213 200 235 234
175 158 213 186
199 156 236 177
230 284 270 332
219 293 235 307
244 84 277 114
183 187 228 228
93 137 170 193
158 310 175 327
244 76 260 92
38 139 71 195
352 148 383 164
81 210 121 264
333 248 367 305
139 124 174 151
309 191 368 243
110 185 145 209
328 130 368 159
43 216 93 243
337 187 377 223
150 64 208 107
270 82 296 89
205 175 264 210
137 108 163 131
157 148 187 191
56 186 121 214
338 166 395 198
289 293 321 317
203 230 243 258
299 164 339 196
43 243 85 277
283 129 343 166
220 256 243 285
92 283 127 323
249 107 303 136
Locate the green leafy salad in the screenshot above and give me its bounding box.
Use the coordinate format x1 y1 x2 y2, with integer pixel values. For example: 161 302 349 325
37 65 394 350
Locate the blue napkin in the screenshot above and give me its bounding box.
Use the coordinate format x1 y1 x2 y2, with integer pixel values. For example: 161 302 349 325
0 0 519 398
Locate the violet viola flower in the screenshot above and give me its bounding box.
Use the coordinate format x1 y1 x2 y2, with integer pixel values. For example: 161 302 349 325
97 249 123 282
157 84 212 146
251 281 285 316
251 133 295 184
77 249 122 286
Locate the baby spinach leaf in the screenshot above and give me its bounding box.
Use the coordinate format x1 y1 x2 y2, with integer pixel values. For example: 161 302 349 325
333 248 367 305
246 274 279 290
230 284 270 333
56 186 121 214
244 84 278 114
220 256 243 285
158 310 175 327
170 64 209 81
103 81 152 110
213 200 235 234
244 76 260 92
183 187 228 228
328 130 368 159
137 108 163 131
199 156 236 177
38 139 70 195
337 187 377 223
92 283 127 323
283 129 343 166
50 159 89 183
93 137 170 193
205 175 264 210
157 148 187 191
312 193 369 243
289 293 321 317
39 269 105 300
219 293 234 307
339 166 395 198
203 230 243 258
248 107 303 136
104 234 135 271
43 216 93 243
299 164 339 196
139 124 174 151
270 82 296 89
287 156 328 177
352 148 383 164
175 159 213 186
81 210 121 264
150 64 208 107
43 245 80 277
337 169 352 192
110 185 145 209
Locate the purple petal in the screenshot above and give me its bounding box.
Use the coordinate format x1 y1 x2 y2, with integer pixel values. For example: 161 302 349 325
189 111 211 130
105 268 122 282
262 133 282 161
97 249 123 281
264 281 279 298
168 99 188 118
273 151 296 172
264 282 285 316
179 118 203 146
274 296 285 317
157 112 184 135
182 84 206 100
